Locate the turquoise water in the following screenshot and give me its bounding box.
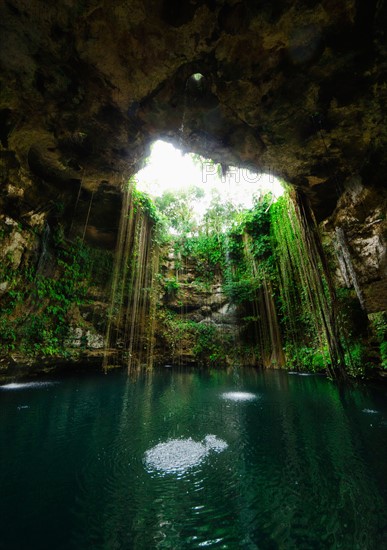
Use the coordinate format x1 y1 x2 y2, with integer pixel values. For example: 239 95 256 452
0 368 387 549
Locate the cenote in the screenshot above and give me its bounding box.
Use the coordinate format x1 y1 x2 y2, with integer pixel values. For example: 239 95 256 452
1 3 387 549
1 368 387 549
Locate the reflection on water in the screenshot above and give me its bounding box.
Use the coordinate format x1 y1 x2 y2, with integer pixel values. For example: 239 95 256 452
144 435 228 475
221 391 258 401
0 368 387 549
0 381 57 390
288 372 315 376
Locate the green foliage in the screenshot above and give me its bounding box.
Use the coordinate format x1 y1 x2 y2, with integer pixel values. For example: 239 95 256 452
367 312 387 370
180 232 225 281
193 323 229 365
269 193 343 375
0 230 109 358
336 287 368 340
202 189 237 234
156 309 196 358
241 195 273 242
381 342 387 370
155 191 282 366
223 278 259 304
132 186 162 225
221 195 277 306
155 185 204 235
89 248 114 285
311 349 329 371
345 343 367 378
369 312 387 343
164 277 180 295
156 309 232 366
282 344 329 373
0 317 17 351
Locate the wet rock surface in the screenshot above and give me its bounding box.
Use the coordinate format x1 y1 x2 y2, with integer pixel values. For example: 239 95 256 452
325 177 387 312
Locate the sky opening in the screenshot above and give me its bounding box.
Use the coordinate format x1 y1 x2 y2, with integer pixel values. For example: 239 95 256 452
135 140 284 222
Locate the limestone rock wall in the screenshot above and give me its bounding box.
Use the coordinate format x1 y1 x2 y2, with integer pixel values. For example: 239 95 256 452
1 0 386 214
156 252 240 365
0 212 113 380
324 176 387 313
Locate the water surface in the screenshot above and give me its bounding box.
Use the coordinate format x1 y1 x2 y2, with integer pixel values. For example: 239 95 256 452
1 368 387 549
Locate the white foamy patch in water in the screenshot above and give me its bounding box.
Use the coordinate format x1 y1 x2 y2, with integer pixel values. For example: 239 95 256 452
221 391 257 402
203 434 228 452
144 435 227 474
0 381 57 390
362 408 379 414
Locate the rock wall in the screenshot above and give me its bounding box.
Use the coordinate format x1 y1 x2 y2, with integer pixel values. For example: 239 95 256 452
155 252 241 366
324 176 387 313
1 0 386 212
0 213 113 380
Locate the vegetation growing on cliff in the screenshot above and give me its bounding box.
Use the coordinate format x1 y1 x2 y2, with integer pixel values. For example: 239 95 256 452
0 152 384 379
142 174 381 377
0 225 112 359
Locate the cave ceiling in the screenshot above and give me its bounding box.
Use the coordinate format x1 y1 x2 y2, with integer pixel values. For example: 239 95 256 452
0 0 386 222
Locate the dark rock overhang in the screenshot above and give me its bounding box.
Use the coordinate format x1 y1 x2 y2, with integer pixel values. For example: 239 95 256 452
0 0 386 225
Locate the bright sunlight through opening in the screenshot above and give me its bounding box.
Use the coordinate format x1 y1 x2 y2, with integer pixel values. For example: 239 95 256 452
135 140 284 222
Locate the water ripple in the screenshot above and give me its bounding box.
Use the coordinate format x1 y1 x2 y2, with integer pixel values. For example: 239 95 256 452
2 369 387 550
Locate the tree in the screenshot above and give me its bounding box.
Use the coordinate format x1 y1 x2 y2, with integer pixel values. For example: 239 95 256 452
155 186 204 235
202 189 237 235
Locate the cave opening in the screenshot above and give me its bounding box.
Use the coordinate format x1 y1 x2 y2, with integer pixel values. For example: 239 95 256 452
134 139 284 231
101 138 290 372
0 129 383 380
93 137 362 381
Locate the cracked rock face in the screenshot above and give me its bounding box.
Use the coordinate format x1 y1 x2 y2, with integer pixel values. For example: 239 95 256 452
0 0 386 308
325 177 387 312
